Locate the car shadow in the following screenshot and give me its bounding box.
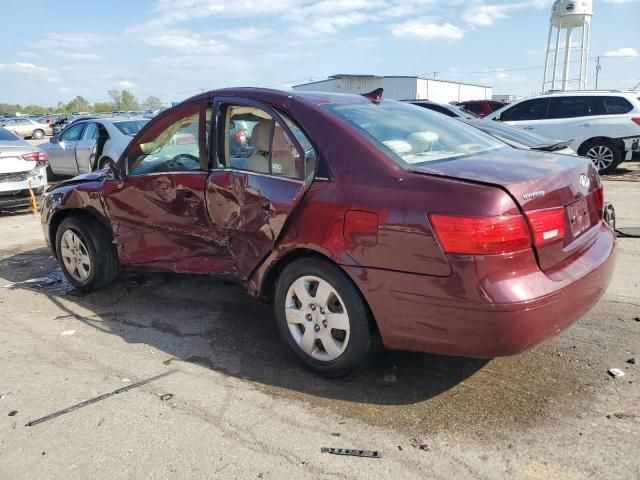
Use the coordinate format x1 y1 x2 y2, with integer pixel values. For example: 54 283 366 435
0 247 488 406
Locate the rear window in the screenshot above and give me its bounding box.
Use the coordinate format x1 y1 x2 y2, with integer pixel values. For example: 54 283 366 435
323 100 504 166
0 128 19 141
599 96 633 115
114 120 148 136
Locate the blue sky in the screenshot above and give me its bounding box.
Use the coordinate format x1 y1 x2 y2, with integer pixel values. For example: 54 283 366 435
0 0 638 106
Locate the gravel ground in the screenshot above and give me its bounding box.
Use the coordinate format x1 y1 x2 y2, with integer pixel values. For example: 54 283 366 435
0 166 638 479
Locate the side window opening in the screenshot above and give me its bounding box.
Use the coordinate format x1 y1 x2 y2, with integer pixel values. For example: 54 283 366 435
127 103 201 175
220 104 307 180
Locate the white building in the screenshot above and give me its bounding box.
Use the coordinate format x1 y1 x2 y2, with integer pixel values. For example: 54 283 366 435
292 74 492 104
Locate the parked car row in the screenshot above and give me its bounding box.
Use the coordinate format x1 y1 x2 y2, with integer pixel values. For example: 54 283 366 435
0 117 52 139
41 88 616 377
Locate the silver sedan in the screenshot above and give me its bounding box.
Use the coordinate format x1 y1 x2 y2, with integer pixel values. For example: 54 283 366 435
42 117 148 177
0 117 52 139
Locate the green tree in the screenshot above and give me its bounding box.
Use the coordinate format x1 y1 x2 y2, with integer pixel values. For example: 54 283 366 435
23 105 50 114
141 96 163 110
93 102 115 113
65 96 91 113
121 90 138 110
108 89 122 109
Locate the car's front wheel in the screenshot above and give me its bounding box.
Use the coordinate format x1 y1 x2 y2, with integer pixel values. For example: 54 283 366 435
32 129 44 139
274 258 381 377
55 215 119 291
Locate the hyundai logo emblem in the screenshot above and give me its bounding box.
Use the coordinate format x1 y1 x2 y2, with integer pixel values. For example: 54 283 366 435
579 174 590 189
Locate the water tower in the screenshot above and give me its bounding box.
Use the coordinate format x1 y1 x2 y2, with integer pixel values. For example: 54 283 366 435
542 0 593 92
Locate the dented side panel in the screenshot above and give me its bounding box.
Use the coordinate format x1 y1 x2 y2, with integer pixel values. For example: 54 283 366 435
206 170 305 280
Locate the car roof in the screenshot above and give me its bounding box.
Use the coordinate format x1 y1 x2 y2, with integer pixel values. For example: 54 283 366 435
184 87 373 107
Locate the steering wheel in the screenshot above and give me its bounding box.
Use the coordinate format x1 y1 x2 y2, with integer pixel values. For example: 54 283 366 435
160 153 199 171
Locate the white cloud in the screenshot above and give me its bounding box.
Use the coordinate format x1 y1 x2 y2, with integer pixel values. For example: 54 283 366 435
118 80 136 88
0 62 49 74
29 33 106 61
145 32 229 54
604 47 639 57
601 0 638 3
462 1 549 26
392 20 464 40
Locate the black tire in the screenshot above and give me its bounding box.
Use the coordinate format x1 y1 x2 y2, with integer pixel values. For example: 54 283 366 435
55 215 119 291
45 163 58 181
580 139 623 175
32 129 44 139
273 258 381 377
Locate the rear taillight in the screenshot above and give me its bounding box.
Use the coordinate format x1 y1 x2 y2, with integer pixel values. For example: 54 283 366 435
593 186 604 216
631 118 640 126
524 208 565 246
429 214 531 254
22 151 48 164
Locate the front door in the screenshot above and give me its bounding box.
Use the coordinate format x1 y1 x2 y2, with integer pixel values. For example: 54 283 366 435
48 122 86 175
206 98 316 279
75 122 98 174
102 100 232 273
499 98 550 135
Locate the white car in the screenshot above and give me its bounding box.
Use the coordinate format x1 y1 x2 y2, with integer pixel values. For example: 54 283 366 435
41 117 148 177
0 128 48 211
484 91 640 174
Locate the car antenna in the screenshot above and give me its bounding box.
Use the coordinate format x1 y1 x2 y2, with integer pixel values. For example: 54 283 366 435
361 88 383 104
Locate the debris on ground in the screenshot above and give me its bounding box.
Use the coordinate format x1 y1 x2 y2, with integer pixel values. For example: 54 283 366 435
25 369 178 427
159 393 174 402
60 330 76 336
627 357 637 365
608 368 625 378
321 447 382 458
8 410 18 417
331 432 341 437
606 412 636 420
410 438 430 451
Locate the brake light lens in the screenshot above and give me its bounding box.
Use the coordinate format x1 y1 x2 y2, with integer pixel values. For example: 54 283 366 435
21 151 48 164
631 118 640 126
429 214 531 254
593 186 604 216
524 208 565 246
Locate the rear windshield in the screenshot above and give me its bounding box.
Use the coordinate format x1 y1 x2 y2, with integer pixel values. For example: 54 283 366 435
0 128 19 141
323 101 504 166
114 120 148 136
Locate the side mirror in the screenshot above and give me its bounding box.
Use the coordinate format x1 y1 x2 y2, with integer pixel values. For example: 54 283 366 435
50 136 59 144
106 159 122 181
492 115 501 121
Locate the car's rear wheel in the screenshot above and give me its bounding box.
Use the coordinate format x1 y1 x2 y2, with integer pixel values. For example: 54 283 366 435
582 139 622 174
32 129 44 139
274 258 381 377
55 215 119 291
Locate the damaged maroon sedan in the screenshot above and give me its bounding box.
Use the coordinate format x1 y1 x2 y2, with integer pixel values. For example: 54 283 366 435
41 88 616 377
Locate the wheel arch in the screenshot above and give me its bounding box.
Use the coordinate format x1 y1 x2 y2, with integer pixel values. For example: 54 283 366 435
577 136 625 156
49 208 113 258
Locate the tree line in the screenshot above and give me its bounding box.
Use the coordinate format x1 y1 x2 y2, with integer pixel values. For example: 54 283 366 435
0 90 164 115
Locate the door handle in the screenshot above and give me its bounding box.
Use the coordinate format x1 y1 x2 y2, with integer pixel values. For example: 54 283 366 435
578 123 591 128
522 126 535 131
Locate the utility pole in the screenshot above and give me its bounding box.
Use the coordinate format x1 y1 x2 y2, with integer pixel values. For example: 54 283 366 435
595 56 601 89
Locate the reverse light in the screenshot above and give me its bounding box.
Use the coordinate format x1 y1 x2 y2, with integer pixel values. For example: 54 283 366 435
525 208 565 246
593 186 604 217
429 214 531 255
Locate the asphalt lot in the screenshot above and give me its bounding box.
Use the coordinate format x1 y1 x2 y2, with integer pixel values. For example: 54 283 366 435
0 151 639 478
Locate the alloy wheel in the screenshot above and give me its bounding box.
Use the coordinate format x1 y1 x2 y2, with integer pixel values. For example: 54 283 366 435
284 275 351 361
586 145 614 172
59 229 92 282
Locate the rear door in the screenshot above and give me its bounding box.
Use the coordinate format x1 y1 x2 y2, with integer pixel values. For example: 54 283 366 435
206 97 316 279
74 122 98 174
537 96 593 142
498 98 550 134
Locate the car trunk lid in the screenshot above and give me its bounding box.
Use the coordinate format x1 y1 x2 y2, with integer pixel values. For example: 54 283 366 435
409 148 603 271
0 144 37 174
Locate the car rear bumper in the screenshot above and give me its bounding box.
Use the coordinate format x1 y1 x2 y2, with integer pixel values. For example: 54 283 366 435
343 222 616 358
0 167 47 210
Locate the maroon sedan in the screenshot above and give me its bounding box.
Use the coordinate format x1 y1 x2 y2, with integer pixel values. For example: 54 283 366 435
41 88 616 377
